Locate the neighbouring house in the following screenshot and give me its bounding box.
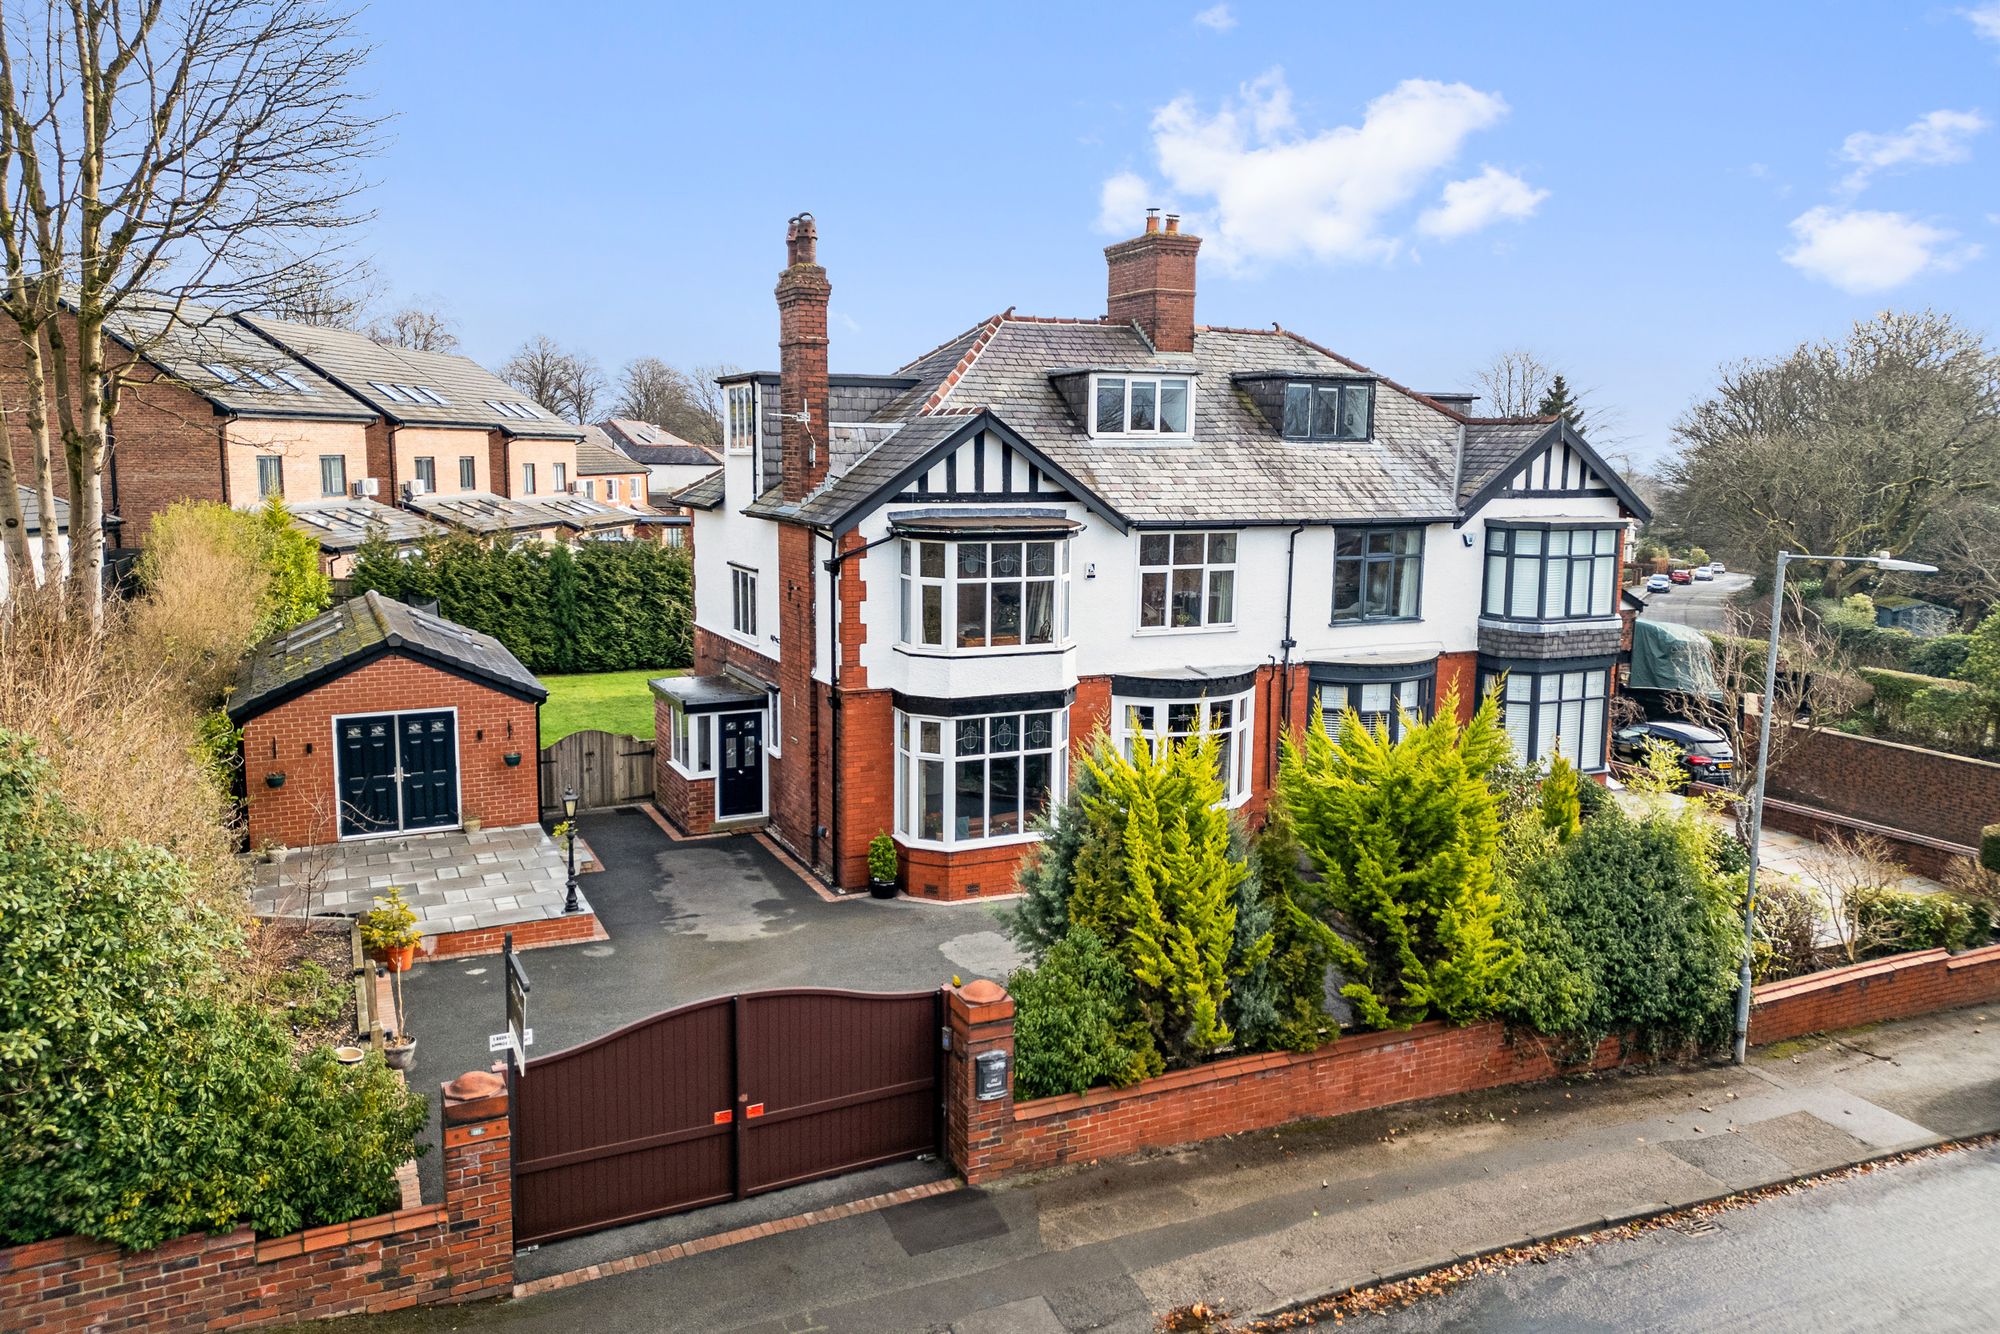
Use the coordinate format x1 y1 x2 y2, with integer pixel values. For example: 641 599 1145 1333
241 316 585 505
661 212 1650 897
0 486 70 599
575 426 655 508
598 418 722 502
228 590 545 849
284 496 447 578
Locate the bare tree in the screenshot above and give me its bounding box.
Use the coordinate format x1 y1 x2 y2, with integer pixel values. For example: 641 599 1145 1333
1471 348 1556 417
367 300 458 353
0 1 382 624
1796 831 1903 965
501 334 602 423
609 355 729 444
264 255 381 329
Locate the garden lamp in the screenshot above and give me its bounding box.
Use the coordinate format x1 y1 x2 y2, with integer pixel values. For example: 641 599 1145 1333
561 787 581 914
1731 551 1936 1064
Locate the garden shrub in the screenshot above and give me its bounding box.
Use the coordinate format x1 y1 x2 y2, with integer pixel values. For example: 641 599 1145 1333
1278 689 1518 1031
1752 881 1823 982
1501 803 1742 1054
350 530 693 674
1008 929 1159 1099
1539 751 1581 843
1004 760 1097 961
1984 824 2000 875
0 732 427 1251
1908 633 1974 680
1849 887 1992 956
1230 805 1336 1052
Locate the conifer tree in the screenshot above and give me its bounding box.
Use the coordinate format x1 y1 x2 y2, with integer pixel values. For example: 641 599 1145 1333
1539 748 1582 843
1538 374 1586 431
1237 802 1339 1051
1278 688 1519 1030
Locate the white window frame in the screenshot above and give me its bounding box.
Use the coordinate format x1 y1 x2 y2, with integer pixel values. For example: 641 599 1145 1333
413 456 436 492
552 462 568 491
582 479 596 499
521 461 537 495
726 383 756 455
729 564 758 640
1137 531 1237 632
1089 373 1194 439
1483 665 1610 772
894 707 1068 849
764 683 782 757
319 454 347 498
896 537 1070 655
665 703 716 779
1111 689 1255 808
1316 673 1433 742
458 455 477 490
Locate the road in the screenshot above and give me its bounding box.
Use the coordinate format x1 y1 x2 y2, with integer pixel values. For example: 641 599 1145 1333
1347 1142 2000 1333
1636 570 1753 631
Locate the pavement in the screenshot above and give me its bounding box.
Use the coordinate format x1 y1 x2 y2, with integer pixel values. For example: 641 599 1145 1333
250 824 583 937
1356 1140 2000 1332
289 1001 2000 1334
399 807 1024 1200
1634 570 1754 631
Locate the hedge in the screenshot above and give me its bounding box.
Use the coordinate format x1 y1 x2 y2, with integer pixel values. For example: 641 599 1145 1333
348 531 693 675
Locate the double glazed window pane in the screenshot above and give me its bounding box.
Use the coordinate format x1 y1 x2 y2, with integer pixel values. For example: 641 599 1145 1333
906 710 1059 844
1096 377 1125 433
1160 379 1189 433
1139 530 1238 629
1333 527 1422 621
1129 381 1156 432
1097 376 1189 435
320 455 346 497
1282 381 1372 440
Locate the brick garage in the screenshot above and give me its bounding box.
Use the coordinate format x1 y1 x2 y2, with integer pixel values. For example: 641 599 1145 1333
230 591 544 850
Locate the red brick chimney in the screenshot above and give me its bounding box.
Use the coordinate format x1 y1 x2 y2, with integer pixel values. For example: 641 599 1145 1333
1104 210 1201 353
777 213 832 501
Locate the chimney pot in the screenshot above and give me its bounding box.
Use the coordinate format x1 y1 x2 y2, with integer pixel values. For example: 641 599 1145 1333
1164 214 1180 235
1144 209 1161 235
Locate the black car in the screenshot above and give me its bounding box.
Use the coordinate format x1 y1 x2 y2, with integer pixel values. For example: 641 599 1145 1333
1612 719 1736 784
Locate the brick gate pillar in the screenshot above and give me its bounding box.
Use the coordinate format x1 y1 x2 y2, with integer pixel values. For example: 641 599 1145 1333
440 1068 515 1299
943 980 1016 1184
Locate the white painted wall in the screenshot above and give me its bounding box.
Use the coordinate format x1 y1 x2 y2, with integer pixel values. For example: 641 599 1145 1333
689 449 783 666
0 531 69 602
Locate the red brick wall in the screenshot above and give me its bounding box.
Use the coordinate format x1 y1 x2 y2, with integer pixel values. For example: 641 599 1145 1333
903 839 1032 901
1747 944 2000 1047
241 655 541 849
1104 224 1201 352
0 1076 513 1333
1437 651 1479 719
1767 725 2000 852
775 525 822 870
835 687 894 887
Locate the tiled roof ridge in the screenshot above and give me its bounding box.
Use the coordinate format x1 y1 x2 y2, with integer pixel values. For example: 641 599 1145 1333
919 312 1007 415
893 315 1005 376
360 588 394 640
1464 414 1560 426
1267 325 1475 425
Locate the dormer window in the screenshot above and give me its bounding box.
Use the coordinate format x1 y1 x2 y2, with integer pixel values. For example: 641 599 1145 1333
1092 374 1191 437
1282 380 1372 441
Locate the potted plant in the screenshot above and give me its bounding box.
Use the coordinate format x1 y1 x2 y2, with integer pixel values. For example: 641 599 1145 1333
867 834 899 900
360 889 421 972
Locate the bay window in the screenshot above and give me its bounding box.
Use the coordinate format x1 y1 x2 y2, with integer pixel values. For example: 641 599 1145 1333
1092 374 1192 437
1483 525 1620 621
1316 670 1433 741
898 537 1069 652
895 707 1066 845
1139 531 1236 629
1332 526 1423 622
1481 665 1609 771
1112 691 1254 806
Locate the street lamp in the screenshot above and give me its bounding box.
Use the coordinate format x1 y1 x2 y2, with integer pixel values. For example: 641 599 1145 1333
1731 551 1936 1064
561 787 581 915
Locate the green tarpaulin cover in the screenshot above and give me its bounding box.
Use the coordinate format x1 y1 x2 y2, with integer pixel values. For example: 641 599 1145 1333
1628 617 1722 698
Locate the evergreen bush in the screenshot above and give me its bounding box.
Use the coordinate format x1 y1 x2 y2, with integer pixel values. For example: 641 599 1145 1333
1849 887 1992 955
1008 929 1159 1099
1277 689 1518 1031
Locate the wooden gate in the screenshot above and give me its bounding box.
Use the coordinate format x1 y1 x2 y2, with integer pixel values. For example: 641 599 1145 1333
510 987 945 1247
539 729 654 814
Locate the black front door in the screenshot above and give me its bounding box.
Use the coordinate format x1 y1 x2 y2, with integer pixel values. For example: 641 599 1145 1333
717 712 764 819
398 711 459 830
336 714 400 837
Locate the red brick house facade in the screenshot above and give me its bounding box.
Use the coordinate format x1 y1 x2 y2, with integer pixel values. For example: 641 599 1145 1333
662 213 1649 898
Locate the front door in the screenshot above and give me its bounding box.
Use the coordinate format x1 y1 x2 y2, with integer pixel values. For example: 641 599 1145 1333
397 711 459 830
717 712 764 819
336 714 400 837
335 710 460 838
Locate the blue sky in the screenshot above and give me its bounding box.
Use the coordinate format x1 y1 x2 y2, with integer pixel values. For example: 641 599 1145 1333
351 2 2000 463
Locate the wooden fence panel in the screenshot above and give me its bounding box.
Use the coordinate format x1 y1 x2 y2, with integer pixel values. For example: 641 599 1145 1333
540 730 655 813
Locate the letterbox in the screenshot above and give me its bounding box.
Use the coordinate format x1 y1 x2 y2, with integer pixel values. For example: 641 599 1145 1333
974 1048 1010 1101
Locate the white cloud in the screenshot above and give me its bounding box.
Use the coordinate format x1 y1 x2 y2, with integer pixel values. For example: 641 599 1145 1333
1967 3 2000 45
1839 109 1989 192
1104 70 1525 269
1782 206 1979 292
1097 171 1152 235
1193 4 1236 31
1418 165 1549 238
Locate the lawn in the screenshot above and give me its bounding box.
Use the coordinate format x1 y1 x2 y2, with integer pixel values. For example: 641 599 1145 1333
539 668 683 742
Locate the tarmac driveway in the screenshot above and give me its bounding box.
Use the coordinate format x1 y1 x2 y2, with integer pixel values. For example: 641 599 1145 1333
400 807 1024 1196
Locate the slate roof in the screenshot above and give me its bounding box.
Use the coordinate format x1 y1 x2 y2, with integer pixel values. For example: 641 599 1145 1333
403 490 561 534
285 497 446 552
598 419 720 465
241 316 582 439
1457 419 1557 503
575 426 647 476
100 297 375 420
671 469 726 510
228 589 545 723
18 486 67 534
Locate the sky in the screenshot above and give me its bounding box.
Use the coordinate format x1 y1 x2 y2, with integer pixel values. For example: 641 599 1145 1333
348 1 2000 464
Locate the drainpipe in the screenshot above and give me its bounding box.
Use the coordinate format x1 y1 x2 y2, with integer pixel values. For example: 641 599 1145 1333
1277 523 1307 760
821 526 898 888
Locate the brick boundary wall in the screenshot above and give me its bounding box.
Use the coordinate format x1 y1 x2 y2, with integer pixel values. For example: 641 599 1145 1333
0 1072 514 1333
421 910 608 961
1767 725 2000 854
942 945 2000 1183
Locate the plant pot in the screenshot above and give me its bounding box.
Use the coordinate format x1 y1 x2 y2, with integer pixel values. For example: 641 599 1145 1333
462 818 482 835
869 876 898 900
265 845 289 865
383 1038 416 1072
334 1045 364 1065
374 942 418 972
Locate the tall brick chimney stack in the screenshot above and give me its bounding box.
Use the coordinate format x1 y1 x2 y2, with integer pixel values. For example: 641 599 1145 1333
1105 209 1201 353
777 213 832 501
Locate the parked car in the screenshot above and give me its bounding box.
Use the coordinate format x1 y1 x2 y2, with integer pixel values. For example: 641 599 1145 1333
1613 719 1735 783
1669 568 1694 585
1693 565 1715 581
1646 573 1673 593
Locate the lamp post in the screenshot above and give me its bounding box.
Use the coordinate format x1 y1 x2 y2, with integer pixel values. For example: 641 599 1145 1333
1731 550 1936 1064
561 787 581 915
